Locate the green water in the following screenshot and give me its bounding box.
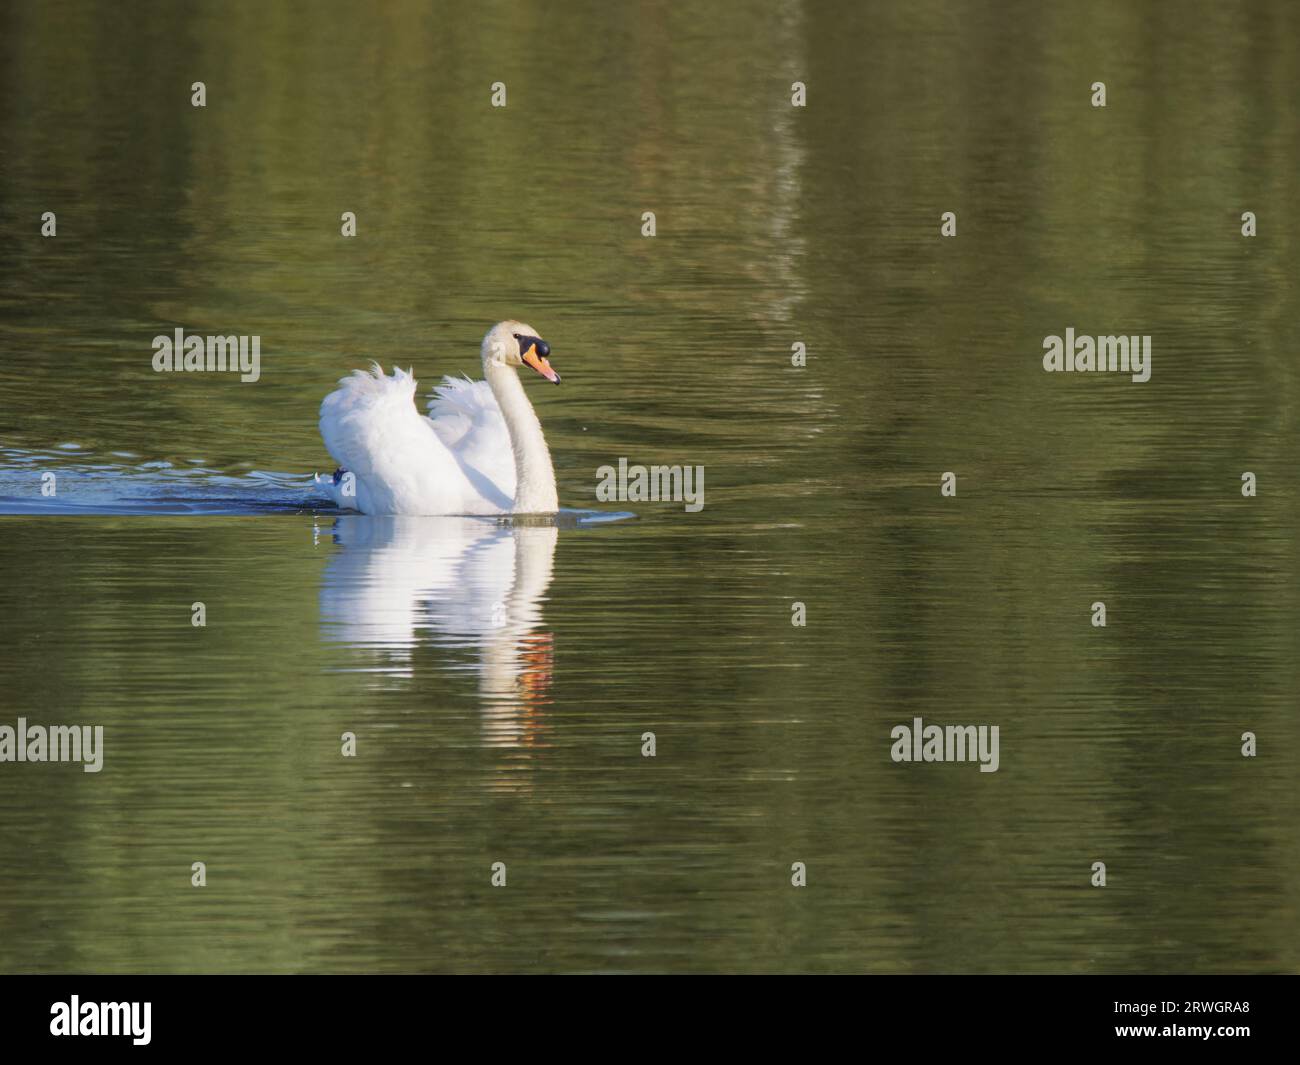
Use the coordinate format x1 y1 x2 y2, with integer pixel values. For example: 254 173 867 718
0 0 1297 973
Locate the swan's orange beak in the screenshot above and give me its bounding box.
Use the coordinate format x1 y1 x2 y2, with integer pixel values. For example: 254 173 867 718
520 337 561 384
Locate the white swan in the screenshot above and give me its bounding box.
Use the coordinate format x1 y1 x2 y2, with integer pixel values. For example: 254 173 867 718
315 320 561 515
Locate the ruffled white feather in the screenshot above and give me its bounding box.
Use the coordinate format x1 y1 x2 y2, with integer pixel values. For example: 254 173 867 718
316 363 516 515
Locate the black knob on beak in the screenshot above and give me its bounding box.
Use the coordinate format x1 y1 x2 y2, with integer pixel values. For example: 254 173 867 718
534 339 550 358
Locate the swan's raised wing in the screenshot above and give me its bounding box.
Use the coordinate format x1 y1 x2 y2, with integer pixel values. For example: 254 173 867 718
319 364 469 514
426 376 517 502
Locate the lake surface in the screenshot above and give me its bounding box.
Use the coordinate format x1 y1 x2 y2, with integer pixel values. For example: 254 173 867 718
0 1 1296 973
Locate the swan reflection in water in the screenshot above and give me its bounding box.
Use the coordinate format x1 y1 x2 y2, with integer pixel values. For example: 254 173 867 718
318 514 558 751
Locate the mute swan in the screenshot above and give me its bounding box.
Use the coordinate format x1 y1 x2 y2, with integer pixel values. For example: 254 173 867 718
315 320 561 515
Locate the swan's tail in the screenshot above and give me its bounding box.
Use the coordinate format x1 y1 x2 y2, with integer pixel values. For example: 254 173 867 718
317 363 429 512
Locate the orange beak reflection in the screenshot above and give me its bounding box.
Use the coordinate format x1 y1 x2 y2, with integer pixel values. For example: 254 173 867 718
520 340 561 384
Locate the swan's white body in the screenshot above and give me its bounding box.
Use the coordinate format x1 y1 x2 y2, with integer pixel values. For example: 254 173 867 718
315 321 560 515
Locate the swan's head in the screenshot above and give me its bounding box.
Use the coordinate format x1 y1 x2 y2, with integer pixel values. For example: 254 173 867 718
481 320 561 384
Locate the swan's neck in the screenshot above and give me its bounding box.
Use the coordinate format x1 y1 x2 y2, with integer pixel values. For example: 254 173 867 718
486 362 558 513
